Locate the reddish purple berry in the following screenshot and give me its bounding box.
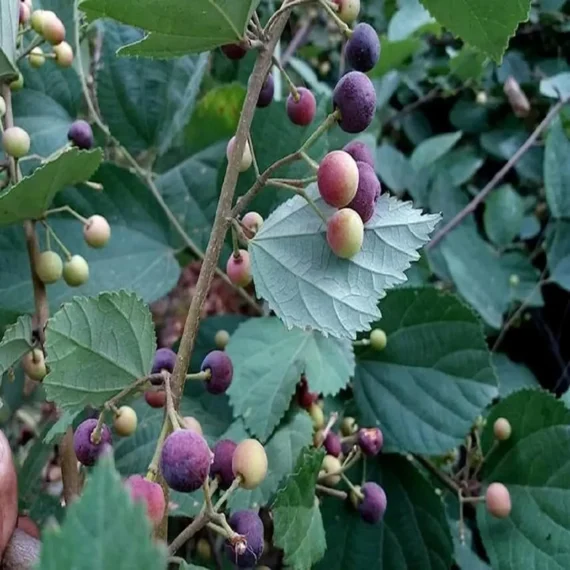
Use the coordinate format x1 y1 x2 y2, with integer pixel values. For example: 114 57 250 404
296 378 318 409
225 510 264 568
257 74 275 108
67 120 94 150
343 140 375 169
326 209 364 259
124 475 166 525
286 87 317 126
323 432 342 457
73 418 112 466
358 482 387 523
347 161 381 223
201 350 234 394
151 348 177 376
226 250 252 286
221 43 247 60
211 439 238 489
160 429 213 493
345 23 381 73
145 390 166 408
333 71 376 134
357 427 383 456
317 150 359 208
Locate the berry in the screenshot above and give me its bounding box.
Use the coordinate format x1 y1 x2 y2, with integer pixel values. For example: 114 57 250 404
73 418 112 466
369 328 387 351
323 432 342 457
225 510 264 568
347 161 381 223
196 538 212 560
509 274 520 287
214 329 231 350
113 406 138 437
257 74 275 108
2 127 31 159
297 379 318 409
341 417 357 436
53 41 74 67
151 347 177 374
10 73 24 91
476 91 488 105
333 71 377 134
242 211 264 234
358 427 383 456
0 96 5 117
326 208 364 259
333 0 361 23
493 418 512 441
211 439 238 489
124 475 166 525
286 87 317 126
29 47 45 68
317 151 359 208
309 402 325 429
21 348 46 381
181 416 203 435
485 483 512 518
357 482 387 523
83 215 111 248
232 439 268 490
320 455 341 486
36 251 63 284
62 255 89 287
201 350 234 394
30 10 45 33
226 136 253 172
345 23 381 72
160 429 213 492
343 140 375 169
226 250 252 287
40 11 65 45
221 43 248 60
19 2 30 25
145 390 166 408
67 120 94 150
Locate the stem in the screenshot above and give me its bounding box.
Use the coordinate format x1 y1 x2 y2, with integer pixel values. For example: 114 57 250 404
282 17 315 66
318 449 361 482
42 221 72 259
267 180 328 224
341 473 363 499
207 521 229 536
90 410 107 444
17 35 44 61
265 0 316 33
164 376 181 430
105 374 156 410
318 0 352 36
299 151 319 171
247 132 260 179
185 370 211 382
214 476 242 511
168 510 208 555
146 419 171 481
316 484 348 500
231 224 241 257
272 54 299 99
318 412 338 446
299 111 339 153
44 205 89 224
413 454 460 493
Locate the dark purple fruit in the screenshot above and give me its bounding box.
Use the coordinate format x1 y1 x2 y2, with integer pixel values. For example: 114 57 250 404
333 71 376 134
151 348 177 376
343 140 375 168
286 87 317 126
357 427 383 456
345 23 381 72
225 510 264 568
221 43 247 60
257 74 275 108
211 439 238 489
73 418 112 466
201 350 234 395
358 482 387 523
67 120 94 150
323 432 342 457
347 161 381 223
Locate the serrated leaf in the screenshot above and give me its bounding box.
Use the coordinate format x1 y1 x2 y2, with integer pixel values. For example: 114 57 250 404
410 131 462 171
36 454 167 570
544 117 570 219
491 353 538 398
0 315 32 377
547 220 570 292
540 72 570 99
478 390 570 570
0 0 19 82
272 447 326 570
0 148 103 226
250 186 440 339
43 292 156 412
388 0 436 41
483 185 525 246
43 409 82 445
227 317 354 441
354 288 498 455
81 0 260 58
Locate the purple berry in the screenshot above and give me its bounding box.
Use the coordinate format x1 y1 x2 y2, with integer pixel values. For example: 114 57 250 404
333 71 376 134
343 140 375 168
257 74 275 108
358 482 387 523
287 87 317 126
73 418 112 466
345 23 381 73
357 427 383 456
201 350 234 394
159 429 213 492
347 161 381 223
323 432 342 457
67 120 94 150
211 439 238 489
151 348 177 376
221 43 247 60
225 510 264 568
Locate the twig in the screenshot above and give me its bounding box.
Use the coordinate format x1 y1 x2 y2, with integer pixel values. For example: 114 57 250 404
316 484 347 499
412 454 460 493
168 510 208 555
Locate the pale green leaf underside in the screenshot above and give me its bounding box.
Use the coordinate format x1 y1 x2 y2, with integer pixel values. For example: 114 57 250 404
0 0 19 81
250 186 440 340
0 315 32 377
544 118 570 219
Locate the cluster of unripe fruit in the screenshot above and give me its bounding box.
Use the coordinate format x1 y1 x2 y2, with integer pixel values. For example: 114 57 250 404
225 212 264 288
483 417 512 519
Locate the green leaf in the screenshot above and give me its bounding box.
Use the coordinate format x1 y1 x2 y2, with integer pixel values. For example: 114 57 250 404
478 390 570 570
547 220 570 292
544 117 570 219
410 131 463 171
540 72 570 99
388 0 437 41
43 409 82 445
0 148 103 227
272 447 326 570
354 288 498 455
227 317 354 441
419 0 531 62
250 186 440 339
432 147 484 188
0 0 19 82
43 291 156 412
370 36 422 77
450 46 487 81
376 143 411 193
178 564 209 570
96 20 208 157
492 353 539 398
484 185 525 246
36 454 167 570
81 0 260 58
0 315 32 377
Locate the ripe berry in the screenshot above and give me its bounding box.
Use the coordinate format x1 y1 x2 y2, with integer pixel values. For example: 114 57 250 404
317 151 359 208
225 510 264 568
357 482 387 523
124 475 166 525
181 416 203 435
40 11 65 45
485 483 512 518
232 439 268 490
347 161 381 223
30 10 45 33
36 251 63 284
257 74 275 108
320 455 342 486
358 427 383 456
333 0 361 23
242 211 264 234
221 43 248 60
67 120 94 150
29 47 45 68
286 87 317 126
0 96 5 117
201 350 234 395
2 127 31 159
62 255 89 287
73 418 112 466
19 2 30 25
296 378 318 409
214 329 231 350
151 347 177 375
226 250 252 287
144 390 166 408
333 71 377 134
345 23 381 72
493 418 512 441
10 73 24 91
22 348 46 381
341 417 357 436
323 432 342 457
160 429 213 492
53 41 74 67
326 208 364 259
309 402 325 429
343 140 375 169
369 328 387 351
226 136 253 172
83 215 111 248
211 439 238 489
113 406 138 437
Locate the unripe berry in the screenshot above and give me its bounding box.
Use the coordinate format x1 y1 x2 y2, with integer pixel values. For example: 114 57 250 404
83 215 111 248
370 328 387 351
30 10 45 33
343 140 375 169
73 418 112 466
226 136 253 172
341 417 357 436
225 510 264 568
485 483 512 518
493 418 512 441
63 255 89 287
357 482 387 523
317 151 359 208
286 87 317 126
40 11 65 45
257 74 275 108
196 538 212 560
201 350 234 394
333 0 361 23
345 23 381 72
232 439 268 490
36 251 63 284
226 250 252 287
151 347 177 375
326 208 364 259
320 455 342 486
124 475 166 525
67 120 94 150
221 43 248 60
145 390 166 408
476 91 488 105
214 329 231 350
333 71 377 134
509 274 520 287
19 2 31 25
10 73 24 91
211 439 238 489
181 416 203 435
323 432 342 457
160 429 213 492
242 211 264 234
29 47 45 68
53 41 74 67
22 348 46 381
347 161 381 223
2 127 31 159
358 427 383 456
309 402 325 429
0 96 5 118
113 406 138 437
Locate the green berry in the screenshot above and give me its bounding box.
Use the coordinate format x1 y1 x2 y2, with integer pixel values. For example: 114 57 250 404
333 0 360 23
0 96 5 118
369 329 387 351
509 274 520 287
196 538 212 560
53 41 74 67
232 439 268 490
341 416 357 436
10 73 24 91
2 127 30 159
493 418 512 441
22 349 47 381
63 255 89 287
29 47 45 68
326 208 364 259
214 329 231 350
309 402 325 429
319 455 341 486
113 406 138 437
30 10 45 33
83 215 111 248
36 251 63 284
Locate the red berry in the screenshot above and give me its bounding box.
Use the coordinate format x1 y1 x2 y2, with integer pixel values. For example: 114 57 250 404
226 250 252 287
326 208 364 259
323 432 342 457
242 212 264 234
286 87 317 126
317 150 359 208
41 11 65 45
124 475 166 525
333 71 377 134
144 390 166 408
347 161 381 223
221 43 248 60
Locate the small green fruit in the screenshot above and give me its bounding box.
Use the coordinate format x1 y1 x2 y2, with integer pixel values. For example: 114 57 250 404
319 455 342 486
36 251 63 284
0 96 6 118
63 255 89 287
30 10 45 33
29 47 45 68
309 402 325 429
22 349 47 381
509 274 520 287
10 73 24 91
196 538 212 560
2 127 31 159
113 406 138 437
340 416 358 436
369 329 387 351
214 329 230 350
232 439 268 490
